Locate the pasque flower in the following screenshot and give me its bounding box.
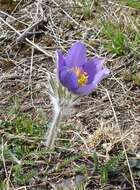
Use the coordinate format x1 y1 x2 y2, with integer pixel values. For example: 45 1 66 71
56 41 109 95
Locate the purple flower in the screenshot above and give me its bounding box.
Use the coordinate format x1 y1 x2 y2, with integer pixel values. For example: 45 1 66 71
56 41 109 95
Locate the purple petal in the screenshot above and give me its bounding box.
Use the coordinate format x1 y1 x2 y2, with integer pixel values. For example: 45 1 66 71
73 82 97 95
60 70 78 91
65 42 87 67
83 57 105 83
93 68 110 85
56 50 66 71
73 68 110 95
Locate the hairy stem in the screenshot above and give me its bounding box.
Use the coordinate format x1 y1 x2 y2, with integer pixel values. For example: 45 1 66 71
45 107 62 149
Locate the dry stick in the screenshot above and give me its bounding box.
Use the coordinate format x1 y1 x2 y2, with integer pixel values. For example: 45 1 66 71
0 86 28 104
0 74 21 81
0 10 28 26
0 16 54 80
1 138 14 190
106 89 137 190
0 16 53 58
28 30 36 110
0 16 21 35
49 7 65 51
11 0 24 14
1 138 8 181
16 20 43 42
50 0 84 28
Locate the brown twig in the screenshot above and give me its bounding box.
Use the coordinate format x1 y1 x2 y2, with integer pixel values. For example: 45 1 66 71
16 19 44 42
0 16 53 58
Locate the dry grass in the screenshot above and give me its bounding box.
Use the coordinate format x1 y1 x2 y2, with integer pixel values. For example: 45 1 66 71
0 0 140 189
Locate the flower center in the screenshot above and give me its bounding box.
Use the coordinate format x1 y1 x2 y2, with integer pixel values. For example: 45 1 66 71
73 67 88 86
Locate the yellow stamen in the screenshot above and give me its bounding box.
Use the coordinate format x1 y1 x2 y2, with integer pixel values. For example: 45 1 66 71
78 72 88 86
73 67 88 86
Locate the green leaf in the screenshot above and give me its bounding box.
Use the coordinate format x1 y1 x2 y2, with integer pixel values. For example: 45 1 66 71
92 152 98 171
119 0 140 9
100 166 108 186
102 21 127 55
